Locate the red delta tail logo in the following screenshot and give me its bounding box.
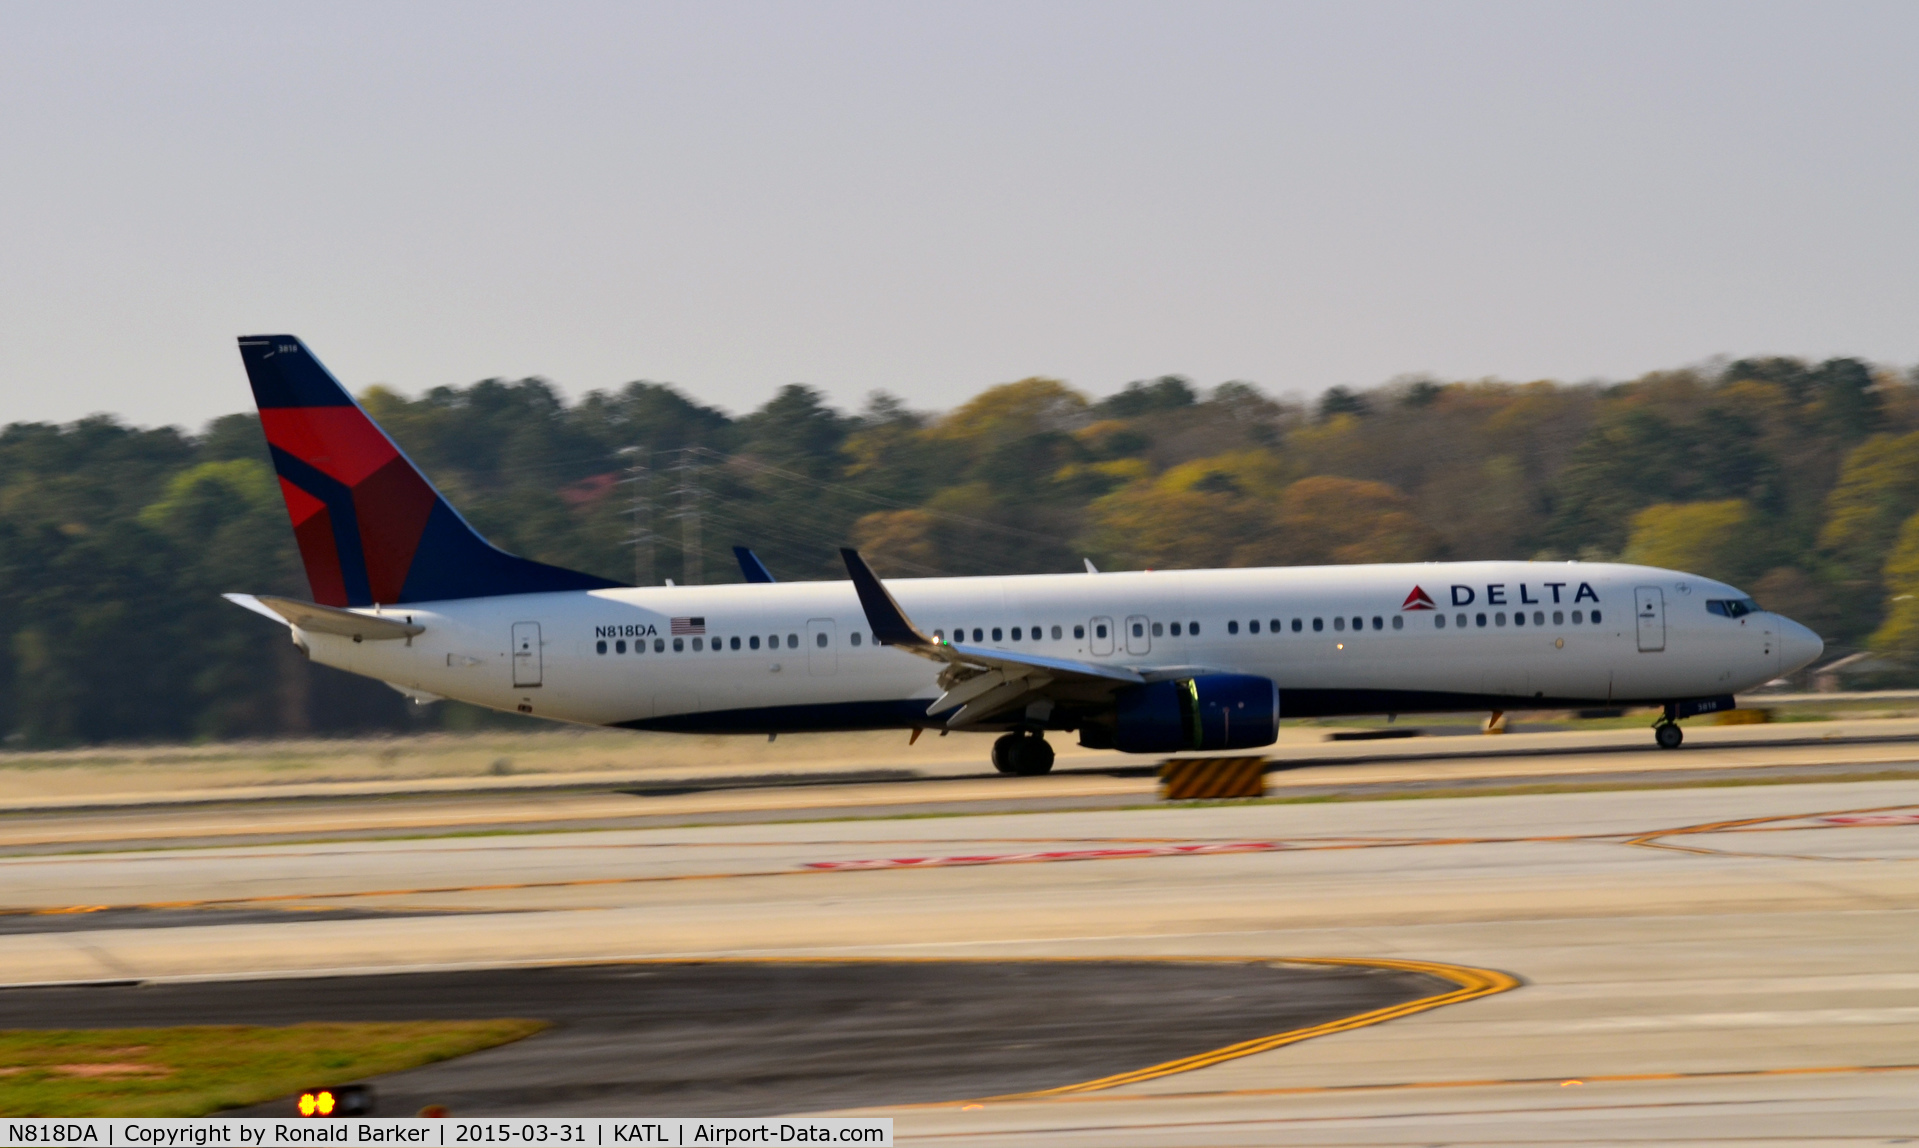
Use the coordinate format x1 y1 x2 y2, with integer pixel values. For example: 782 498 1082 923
1401 586 1436 611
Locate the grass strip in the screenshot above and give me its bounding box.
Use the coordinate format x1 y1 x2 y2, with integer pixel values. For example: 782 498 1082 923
0 1020 545 1117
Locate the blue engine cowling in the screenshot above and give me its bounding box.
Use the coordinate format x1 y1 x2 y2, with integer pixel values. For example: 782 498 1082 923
1112 674 1279 754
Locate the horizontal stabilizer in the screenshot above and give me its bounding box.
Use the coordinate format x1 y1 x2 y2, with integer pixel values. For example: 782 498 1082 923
224 593 424 641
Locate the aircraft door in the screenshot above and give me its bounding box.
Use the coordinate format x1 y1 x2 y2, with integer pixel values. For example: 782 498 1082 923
511 622 543 686
806 618 838 675
1634 587 1665 652
1125 614 1152 656
1089 616 1114 656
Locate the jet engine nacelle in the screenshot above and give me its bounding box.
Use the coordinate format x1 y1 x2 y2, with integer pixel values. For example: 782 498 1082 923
1111 674 1280 754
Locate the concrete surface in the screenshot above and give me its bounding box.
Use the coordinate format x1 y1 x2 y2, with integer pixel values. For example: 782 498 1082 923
0 729 1915 1143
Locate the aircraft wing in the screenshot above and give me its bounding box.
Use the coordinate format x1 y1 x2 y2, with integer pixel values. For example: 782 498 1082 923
840 548 1143 728
733 547 776 583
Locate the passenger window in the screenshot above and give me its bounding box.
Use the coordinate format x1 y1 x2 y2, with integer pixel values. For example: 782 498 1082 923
1312 618 1323 632
1572 610 1583 624
1591 609 1603 624
973 628 984 642
1052 625 1063 639
1475 614 1486 628
1334 617 1346 631
1435 615 1446 629
674 638 685 652
1227 620 1238 634
1455 614 1466 628
1011 627 1022 641
1074 625 1086 639
933 630 944 640
1190 621 1200 635
1352 617 1363 631
1514 611 1525 626
634 640 645 654
1371 616 1382 630
992 627 1003 642
788 633 799 648
1170 622 1181 637
750 635 761 650
1391 615 1403 630
1151 622 1163 637
1552 611 1563 625
1271 618 1282 633
654 638 665 652
616 639 627 653
848 633 860 647
1097 623 1108 639
816 632 828 647
692 637 704 650
1494 613 1505 627
1533 611 1543 626
1249 620 1260 634
596 640 608 654
1292 619 1302 632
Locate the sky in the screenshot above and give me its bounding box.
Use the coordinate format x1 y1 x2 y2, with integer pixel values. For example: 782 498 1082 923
3 1 1917 430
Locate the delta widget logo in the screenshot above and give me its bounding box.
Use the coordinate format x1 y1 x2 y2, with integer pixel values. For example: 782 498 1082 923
1401 586 1436 611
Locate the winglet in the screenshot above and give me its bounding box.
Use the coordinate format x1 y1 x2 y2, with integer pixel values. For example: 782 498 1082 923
840 548 934 649
734 547 776 583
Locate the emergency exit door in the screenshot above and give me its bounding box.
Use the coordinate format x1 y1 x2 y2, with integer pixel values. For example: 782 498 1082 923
1634 587 1665 652
512 622 543 686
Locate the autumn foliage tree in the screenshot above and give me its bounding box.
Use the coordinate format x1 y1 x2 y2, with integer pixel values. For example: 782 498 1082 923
2 354 1916 743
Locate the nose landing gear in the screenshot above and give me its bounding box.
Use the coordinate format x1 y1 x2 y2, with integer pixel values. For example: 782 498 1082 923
991 730 1056 775
1654 703 1684 749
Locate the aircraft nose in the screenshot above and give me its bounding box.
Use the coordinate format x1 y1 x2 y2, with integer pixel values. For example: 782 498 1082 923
1777 616 1824 675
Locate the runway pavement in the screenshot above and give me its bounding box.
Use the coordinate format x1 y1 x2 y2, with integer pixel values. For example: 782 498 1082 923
0 729 1916 1143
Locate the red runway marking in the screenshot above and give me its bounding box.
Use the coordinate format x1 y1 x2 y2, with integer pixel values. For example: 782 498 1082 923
804 841 1289 870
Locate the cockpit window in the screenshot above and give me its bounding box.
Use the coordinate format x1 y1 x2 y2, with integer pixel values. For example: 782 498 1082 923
1706 598 1760 618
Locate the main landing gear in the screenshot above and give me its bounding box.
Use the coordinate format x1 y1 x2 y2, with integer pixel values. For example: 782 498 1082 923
992 730 1056 776
1654 704 1684 750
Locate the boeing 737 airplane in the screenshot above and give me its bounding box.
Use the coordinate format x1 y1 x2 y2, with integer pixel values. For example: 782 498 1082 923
226 336 1825 774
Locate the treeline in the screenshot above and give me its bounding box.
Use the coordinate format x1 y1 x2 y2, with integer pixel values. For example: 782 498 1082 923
4 356 1919 744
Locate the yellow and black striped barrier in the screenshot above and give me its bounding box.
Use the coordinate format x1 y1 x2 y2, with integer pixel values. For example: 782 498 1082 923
1159 756 1267 800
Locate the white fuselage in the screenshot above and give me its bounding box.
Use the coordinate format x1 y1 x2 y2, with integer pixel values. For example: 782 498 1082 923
294 561 1823 740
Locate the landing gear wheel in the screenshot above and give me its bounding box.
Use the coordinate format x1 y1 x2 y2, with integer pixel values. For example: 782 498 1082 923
1655 722 1683 750
991 734 1019 774
992 731 1055 776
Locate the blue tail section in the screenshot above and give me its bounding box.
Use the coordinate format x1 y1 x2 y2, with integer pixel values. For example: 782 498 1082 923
238 334 627 606
734 547 776 583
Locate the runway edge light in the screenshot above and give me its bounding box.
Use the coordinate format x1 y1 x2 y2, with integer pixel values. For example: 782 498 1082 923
298 1083 375 1117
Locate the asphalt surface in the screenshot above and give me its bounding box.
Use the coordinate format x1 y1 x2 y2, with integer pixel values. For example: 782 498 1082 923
0 960 1445 1116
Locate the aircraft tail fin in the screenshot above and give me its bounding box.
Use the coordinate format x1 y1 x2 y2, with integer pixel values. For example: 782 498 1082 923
237 335 625 607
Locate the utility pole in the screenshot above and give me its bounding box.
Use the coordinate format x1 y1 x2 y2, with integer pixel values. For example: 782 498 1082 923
619 446 653 586
671 448 702 586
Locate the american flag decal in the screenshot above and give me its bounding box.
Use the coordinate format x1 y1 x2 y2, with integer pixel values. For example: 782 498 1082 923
670 616 706 635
